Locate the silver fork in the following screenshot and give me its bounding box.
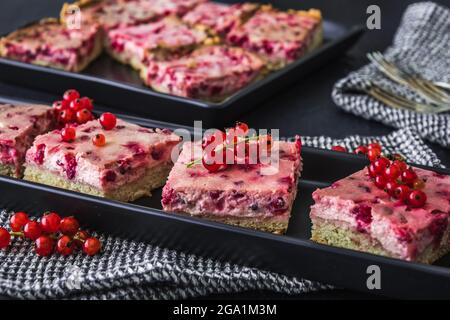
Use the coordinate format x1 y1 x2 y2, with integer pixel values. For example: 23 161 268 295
365 82 450 114
367 52 450 106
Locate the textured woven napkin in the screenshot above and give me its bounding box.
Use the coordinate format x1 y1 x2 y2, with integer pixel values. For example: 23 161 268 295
0 128 443 300
332 2 450 148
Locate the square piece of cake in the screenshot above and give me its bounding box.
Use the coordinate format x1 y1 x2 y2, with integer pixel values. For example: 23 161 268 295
161 139 302 234
24 119 181 202
0 18 102 72
141 45 264 100
105 16 209 70
310 167 450 264
0 104 55 178
182 2 259 36
226 6 323 69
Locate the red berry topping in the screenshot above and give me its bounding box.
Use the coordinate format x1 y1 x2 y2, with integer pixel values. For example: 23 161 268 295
56 235 76 256
367 163 378 178
92 133 106 147
385 181 398 197
373 157 390 174
59 216 79 236
401 168 418 185
79 97 93 110
69 98 84 112
413 179 425 190
367 148 381 162
63 89 80 102
202 130 226 150
99 112 117 130
40 212 61 233
354 145 368 155
202 152 223 173
10 211 29 232
374 175 388 189
52 100 69 112
331 146 347 152
408 190 427 208
368 142 382 152
76 108 93 124
58 109 75 124
235 121 249 134
393 185 411 201
74 230 89 249
83 237 102 256
61 127 76 142
384 163 401 180
35 236 54 257
393 160 407 172
24 221 42 240
0 227 11 249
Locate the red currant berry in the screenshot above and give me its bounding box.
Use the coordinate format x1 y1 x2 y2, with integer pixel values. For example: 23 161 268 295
391 153 404 161
35 236 54 257
83 237 102 256
401 168 418 185
368 142 382 152
40 212 61 233
24 221 42 240
408 190 427 208
52 100 69 112
413 179 425 190
354 145 368 155
56 235 76 256
76 108 93 124
393 185 411 201
63 89 80 102
202 130 225 149
374 175 388 189
79 97 93 110
69 98 84 112
61 127 76 142
368 163 378 178
373 157 390 174
99 112 117 130
58 109 75 124
10 211 29 232
202 152 222 173
384 163 401 180
393 159 407 172
0 227 11 249
367 148 381 162
74 230 89 249
331 146 347 152
59 216 79 236
235 121 249 134
385 181 398 196
92 133 106 147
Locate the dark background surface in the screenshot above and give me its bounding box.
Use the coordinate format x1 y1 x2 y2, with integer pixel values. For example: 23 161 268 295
0 0 448 300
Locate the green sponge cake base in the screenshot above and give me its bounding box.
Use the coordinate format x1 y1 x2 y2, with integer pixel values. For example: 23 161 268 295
23 164 173 202
311 217 449 264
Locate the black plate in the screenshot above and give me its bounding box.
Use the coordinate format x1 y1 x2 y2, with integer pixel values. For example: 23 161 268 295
0 12 364 126
0 109 449 299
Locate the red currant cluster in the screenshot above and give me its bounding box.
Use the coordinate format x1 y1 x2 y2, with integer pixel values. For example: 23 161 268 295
0 211 101 257
53 89 94 126
332 142 427 208
196 122 274 173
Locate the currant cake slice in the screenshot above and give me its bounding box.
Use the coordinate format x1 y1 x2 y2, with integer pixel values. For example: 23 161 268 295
0 18 102 72
310 168 450 264
24 119 181 202
0 104 56 178
61 0 206 31
105 16 209 71
161 139 302 234
226 6 323 69
141 45 264 100
182 2 259 36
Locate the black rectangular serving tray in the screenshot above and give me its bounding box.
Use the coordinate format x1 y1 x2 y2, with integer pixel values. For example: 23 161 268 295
0 9 364 127
0 109 449 299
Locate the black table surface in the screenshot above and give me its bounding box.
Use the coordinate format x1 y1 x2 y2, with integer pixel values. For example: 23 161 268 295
0 0 448 300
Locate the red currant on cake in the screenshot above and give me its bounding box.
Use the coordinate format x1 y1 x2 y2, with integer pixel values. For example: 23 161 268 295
24 221 42 240
59 216 80 236
384 163 401 180
368 142 382 152
235 121 249 134
58 109 75 124
331 146 347 152
35 235 54 257
10 211 29 232
63 89 80 102
76 109 93 124
40 212 61 233
99 112 117 130
354 145 368 155
393 185 411 201
61 127 76 142
374 175 388 189
202 151 223 173
83 237 102 256
79 97 93 111
408 190 427 208
402 168 418 185
0 227 11 249
92 133 106 147
53 100 69 112
56 235 76 256
367 148 381 162
385 180 398 197
69 98 84 112
373 157 390 174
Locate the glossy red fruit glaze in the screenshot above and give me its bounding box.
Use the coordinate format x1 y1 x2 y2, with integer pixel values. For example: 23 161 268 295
373 157 390 174
99 112 117 130
57 235 76 256
10 211 29 232
354 145 368 155
83 237 102 256
52 100 69 112
401 168 418 185
394 185 411 201
235 121 249 134
63 89 80 102
367 148 381 162
61 127 76 142
40 212 61 233
24 221 42 240
367 163 378 178
35 236 54 257
202 152 223 173
385 181 398 197
76 109 93 124
0 227 11 249
69 98 84 112
368 142 382 152
59 216 79 236
74 230 89 249
92 133 106 147
384 163 401 180
408 190 427 208
79 97 93 110
374 175 388 189
331 146 347 152
393 160 407 172
58 109 74 124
